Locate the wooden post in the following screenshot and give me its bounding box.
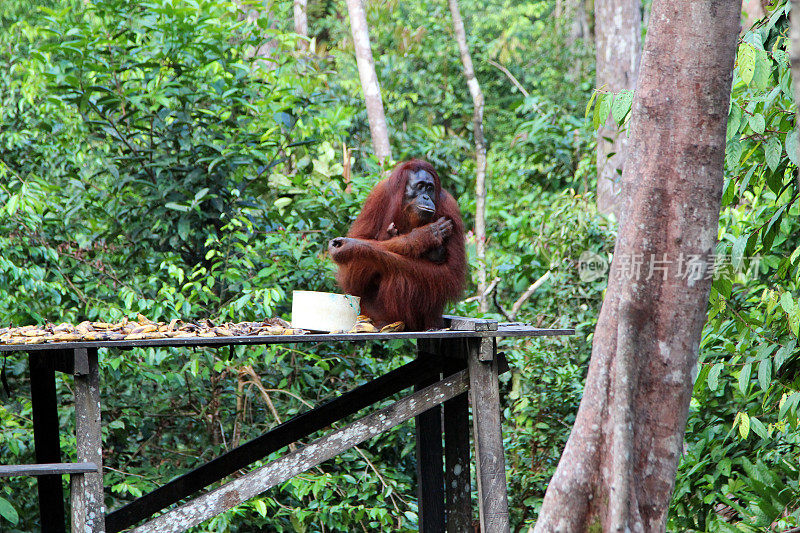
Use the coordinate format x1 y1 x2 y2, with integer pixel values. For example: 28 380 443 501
443 340 472 532
71 348 106 533
415 343 445 532
30 351 67 533
468 337 510 533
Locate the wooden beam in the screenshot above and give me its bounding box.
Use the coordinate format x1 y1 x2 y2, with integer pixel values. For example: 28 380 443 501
30 352 66 533
0 463 99 477
468 337 510 533
71 348 106 533
443 345 473 532
414 359 444 532
132 371 470 533
446 315 498 332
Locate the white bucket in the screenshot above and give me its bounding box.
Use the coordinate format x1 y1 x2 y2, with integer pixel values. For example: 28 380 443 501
291 291 361 332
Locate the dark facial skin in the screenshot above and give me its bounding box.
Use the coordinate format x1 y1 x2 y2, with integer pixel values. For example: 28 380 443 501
404 170 436 224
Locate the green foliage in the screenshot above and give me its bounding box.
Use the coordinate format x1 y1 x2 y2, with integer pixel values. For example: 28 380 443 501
669 3 800 530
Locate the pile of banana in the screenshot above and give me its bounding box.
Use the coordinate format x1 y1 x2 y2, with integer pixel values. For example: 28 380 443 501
0 315 308 345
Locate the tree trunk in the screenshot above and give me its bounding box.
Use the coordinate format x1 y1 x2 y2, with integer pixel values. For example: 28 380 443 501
344 0 393 165
294 0 309 51
448 0 489 313
534 0 741 531
595 0 642 216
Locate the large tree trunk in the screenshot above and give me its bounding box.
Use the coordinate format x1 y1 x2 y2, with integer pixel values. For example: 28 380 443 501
344 0 393 165
534 0 740 531
294 0 308 51
448 0 489 312
594 0 641 216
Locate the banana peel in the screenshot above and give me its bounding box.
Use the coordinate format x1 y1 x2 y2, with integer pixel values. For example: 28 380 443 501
0 315 311 345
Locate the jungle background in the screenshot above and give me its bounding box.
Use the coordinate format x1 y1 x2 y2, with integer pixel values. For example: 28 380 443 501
0 0 798 530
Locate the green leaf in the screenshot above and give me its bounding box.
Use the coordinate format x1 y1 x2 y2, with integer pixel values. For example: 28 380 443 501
5 194 19 216
585 90 599 119
721 178 736 206
708 362 723 392
738 43 756 84
786 129 799 166
693 363 711 394
727 106 742 141
611 90 634 124
593 93 612 130
274 197 292 208
739 362 752 395
757 358 771 391
748 113 765 135
779 392 800 419
752 51 771 90
165 202 190 212
738 411 750 439
0 497 18 525
731 235 747 270
177 218 189 241
774 340 797 372
726 139 743 169
749 416 768 439
781 292 795 314
763 137 781 172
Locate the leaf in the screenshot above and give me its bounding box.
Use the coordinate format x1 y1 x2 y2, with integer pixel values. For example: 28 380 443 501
739 362 752 395
774 340 796 372
738 411 750 439
611 90 634 124
5 194 19 216
731 235 748 270
779 392 800 419
274 197 292 209
727 106 742 140
752 51 771 90
749 416 768 439
721 177 736 206
726 139 743 169
177 218 189 241
781 292 795 314
758 358 771 392
585 90 599 119
0 497 18 525
693 363 711 394
786 129 799 166
165 202 189 212
593 93 612 130
748 113 765 135
763 137 781 172
738 43 756 84
708 362 723 392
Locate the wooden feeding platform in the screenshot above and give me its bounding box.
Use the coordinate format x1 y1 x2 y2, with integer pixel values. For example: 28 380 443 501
0 316 573 533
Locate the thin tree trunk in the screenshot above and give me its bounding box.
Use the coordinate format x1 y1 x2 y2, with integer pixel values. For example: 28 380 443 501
294 0 308 51
344 0 393 165
534 0 740 531
595 0 642 216
448 0 488 313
